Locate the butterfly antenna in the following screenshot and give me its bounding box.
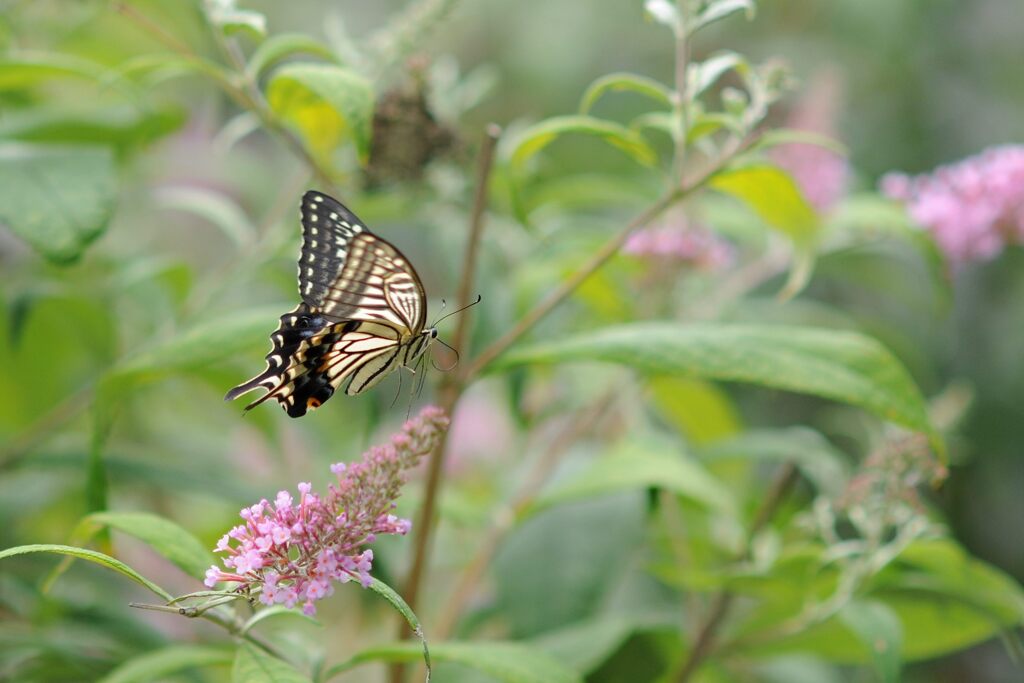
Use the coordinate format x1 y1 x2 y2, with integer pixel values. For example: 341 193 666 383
431 294 482 328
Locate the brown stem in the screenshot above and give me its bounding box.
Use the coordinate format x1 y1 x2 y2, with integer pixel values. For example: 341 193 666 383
391 128 500 680
433 392 618 639
674 462 800 682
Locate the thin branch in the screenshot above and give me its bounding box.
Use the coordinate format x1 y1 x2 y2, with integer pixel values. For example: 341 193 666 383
464 188 683 378
674 463 800 682
399 124 501 621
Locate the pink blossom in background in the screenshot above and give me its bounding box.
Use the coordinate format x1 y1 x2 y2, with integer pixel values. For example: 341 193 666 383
881 145 1024 266
204 406 448 615
769 68 850 213
623 220 734 270
446 384 514 473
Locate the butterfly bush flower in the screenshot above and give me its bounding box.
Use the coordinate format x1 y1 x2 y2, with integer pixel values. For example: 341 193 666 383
204 406 448 615
880 145 1024 266
624 218 734 270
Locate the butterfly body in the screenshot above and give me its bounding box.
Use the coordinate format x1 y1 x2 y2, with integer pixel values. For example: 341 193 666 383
227 192 434 417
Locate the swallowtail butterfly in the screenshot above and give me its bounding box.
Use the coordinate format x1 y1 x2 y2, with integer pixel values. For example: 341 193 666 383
226 191 436 417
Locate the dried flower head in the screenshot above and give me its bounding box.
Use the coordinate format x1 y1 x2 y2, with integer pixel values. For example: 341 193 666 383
881 145 1024 266
204 406 449 615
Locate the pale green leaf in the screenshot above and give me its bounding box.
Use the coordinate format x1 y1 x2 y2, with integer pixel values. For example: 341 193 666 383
246 33 338 81
365 576 431 677
233 643 311 683
0 144 117 263
694 0 756 33
266 63 374 165
508 115 657 178
754 129 849 156
328 641 581 683
530 436 736 516
0 544 171 601
689 51 747 96
241 606 320 636
209 7 267 40
579 72 672 114
0 52 108 90
497 323 941 453
99 645 232 683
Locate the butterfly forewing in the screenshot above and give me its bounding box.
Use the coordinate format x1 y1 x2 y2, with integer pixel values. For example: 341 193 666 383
226 190 434 417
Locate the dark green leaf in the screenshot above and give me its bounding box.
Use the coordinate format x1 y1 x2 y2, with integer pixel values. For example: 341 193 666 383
0 144 117 263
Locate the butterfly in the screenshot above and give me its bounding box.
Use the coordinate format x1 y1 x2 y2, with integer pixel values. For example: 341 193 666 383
226 191 437 417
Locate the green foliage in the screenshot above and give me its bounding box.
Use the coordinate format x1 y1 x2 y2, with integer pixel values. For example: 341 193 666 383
0 145 116 263
2 0 1022 682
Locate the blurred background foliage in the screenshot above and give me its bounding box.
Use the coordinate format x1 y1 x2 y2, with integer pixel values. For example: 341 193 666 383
1 0 1023 682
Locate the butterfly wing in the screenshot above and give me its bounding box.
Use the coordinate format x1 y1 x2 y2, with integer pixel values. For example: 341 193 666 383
226 315 408 417
298 191 427 333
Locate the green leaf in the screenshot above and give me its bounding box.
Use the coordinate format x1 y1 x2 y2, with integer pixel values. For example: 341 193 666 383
207 4 267 40
648 376 741 444
693 0 756 33
530 616 676 676
530 436 736 516
74 511 215 579
99 645 232 683
329 641 581 683
579 72 672 114
0 544 171 601
0 52 108 90
686 111 743 144
497 323 941 453
753 129 849 156
508 115 657 178
365 577 431 676
710 164 821 299
839 600 903 683
266 63 374 165
0 106 186 156
246 33 338 81
241 606 320 636
0 144 117 263
710 164 819 246
233 642 311 683
110 306 286 382
689 51 747 96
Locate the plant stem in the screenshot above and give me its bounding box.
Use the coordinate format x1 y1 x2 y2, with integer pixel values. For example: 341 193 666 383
433 392 618 638
673 0 692 183
674 462 800 682
391 129 500 681
464 188 683 378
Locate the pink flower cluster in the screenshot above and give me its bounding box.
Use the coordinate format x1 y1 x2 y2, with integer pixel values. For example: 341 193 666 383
771 142 849 213
623 224 734 270
881 145 1024 265
204 406 449 615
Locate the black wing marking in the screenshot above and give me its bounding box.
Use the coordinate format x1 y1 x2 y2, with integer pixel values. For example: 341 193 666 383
225 303 330 407
226 316 405 417
297 190 366 308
